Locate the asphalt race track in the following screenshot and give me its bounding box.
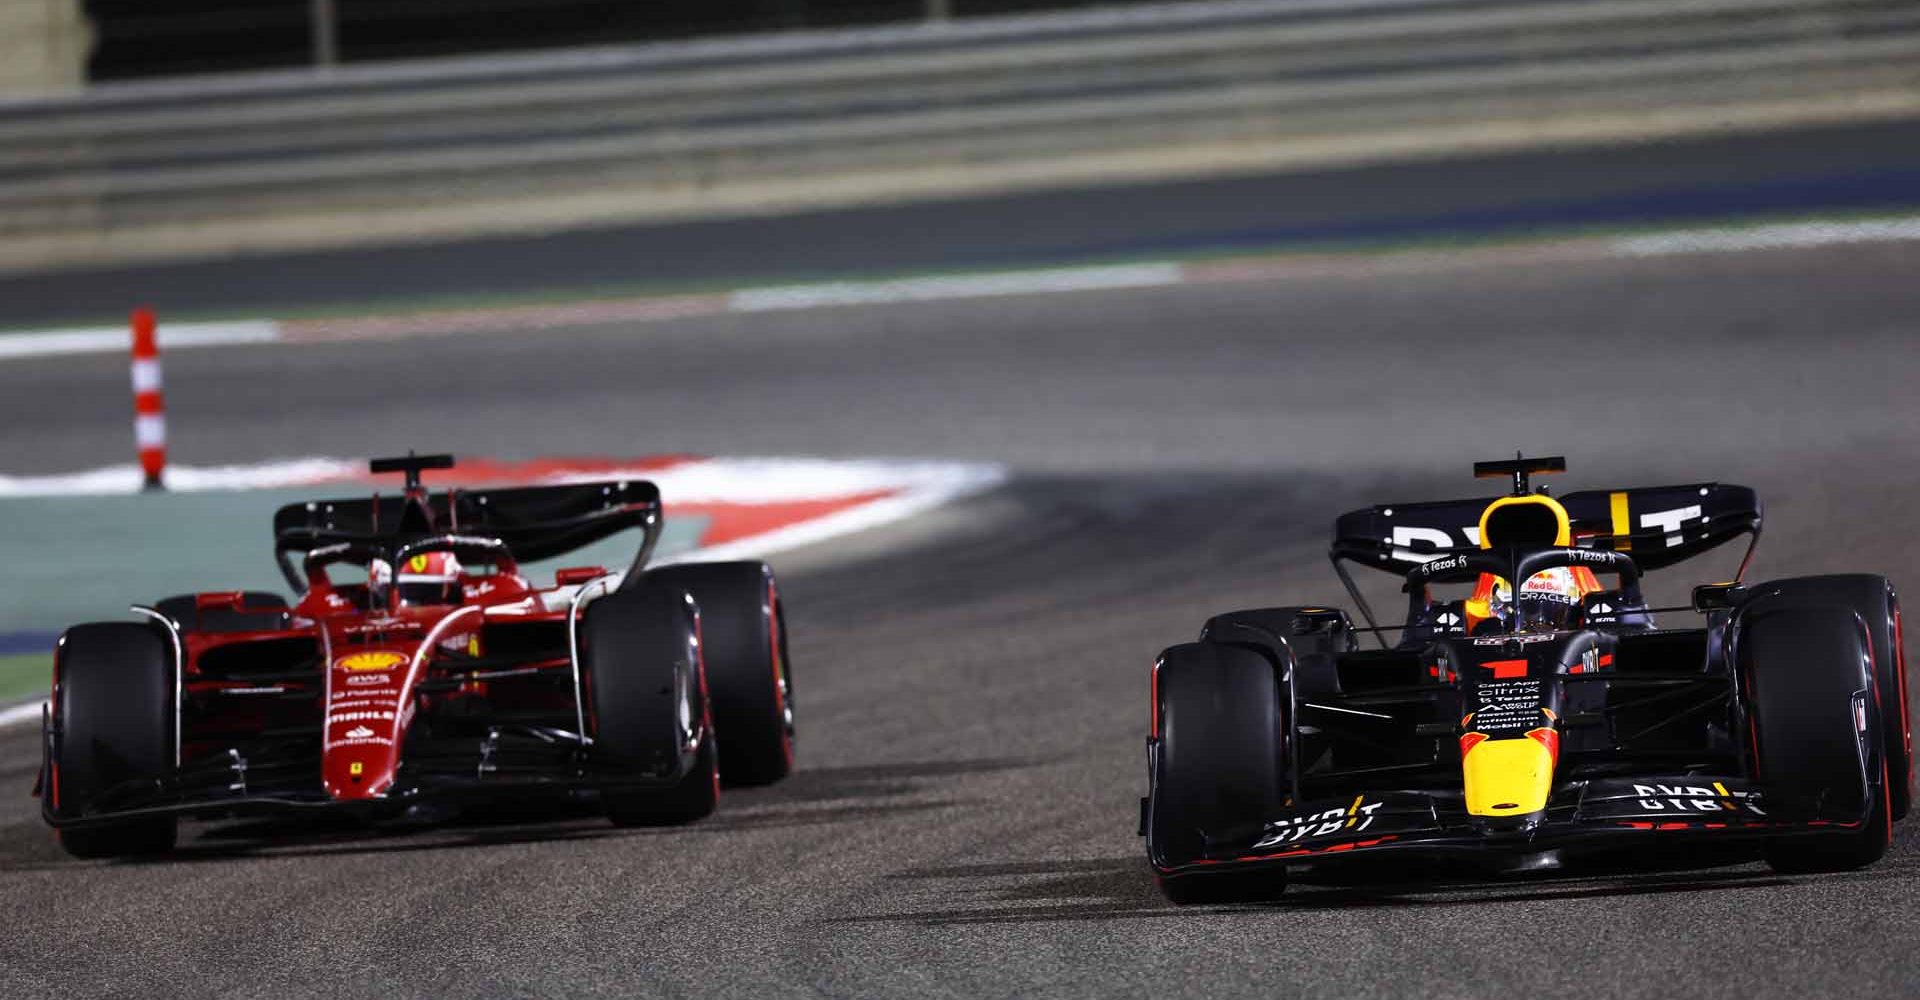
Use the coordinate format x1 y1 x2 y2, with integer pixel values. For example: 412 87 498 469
3 223 1920 995
3 115 1920 327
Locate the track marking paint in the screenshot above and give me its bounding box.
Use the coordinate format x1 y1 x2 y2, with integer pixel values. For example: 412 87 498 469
664 464 1006 564
6 216 1920 360
727 263 1184 312
0 458 362 497
0 701 42 729
1611 216 1920 256
0 320 279 360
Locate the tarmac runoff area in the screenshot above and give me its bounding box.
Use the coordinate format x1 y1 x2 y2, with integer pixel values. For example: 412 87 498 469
0 223 1917 999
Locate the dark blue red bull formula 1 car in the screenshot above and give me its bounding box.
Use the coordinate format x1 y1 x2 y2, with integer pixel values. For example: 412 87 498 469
38 454 794 857
1143 456 1909 902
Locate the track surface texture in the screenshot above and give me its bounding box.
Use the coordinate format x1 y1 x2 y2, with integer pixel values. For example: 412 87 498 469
3 115 1920 326
3 234 1920 997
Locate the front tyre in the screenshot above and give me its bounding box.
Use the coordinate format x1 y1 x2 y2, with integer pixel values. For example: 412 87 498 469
1147 641 1288 904
49 623 178 858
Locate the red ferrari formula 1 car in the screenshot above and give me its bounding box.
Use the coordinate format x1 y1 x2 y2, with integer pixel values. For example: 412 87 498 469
1143 456 1910 902
38 454 794 857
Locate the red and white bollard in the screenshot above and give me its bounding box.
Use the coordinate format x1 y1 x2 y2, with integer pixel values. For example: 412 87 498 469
130 307 166 491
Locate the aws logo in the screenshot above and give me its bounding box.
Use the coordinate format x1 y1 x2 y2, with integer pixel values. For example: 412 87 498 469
334 651 407 673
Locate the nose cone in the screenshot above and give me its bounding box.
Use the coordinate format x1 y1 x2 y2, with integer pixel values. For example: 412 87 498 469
1461 725 1560 818
324 649 411 799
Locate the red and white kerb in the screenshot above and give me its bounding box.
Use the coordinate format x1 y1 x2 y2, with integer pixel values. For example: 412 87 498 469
130 307 166 490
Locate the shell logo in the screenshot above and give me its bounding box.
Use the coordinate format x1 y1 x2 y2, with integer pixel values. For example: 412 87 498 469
335 651 407 672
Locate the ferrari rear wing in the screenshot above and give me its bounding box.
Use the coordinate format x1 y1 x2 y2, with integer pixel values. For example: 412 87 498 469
271 480 662 590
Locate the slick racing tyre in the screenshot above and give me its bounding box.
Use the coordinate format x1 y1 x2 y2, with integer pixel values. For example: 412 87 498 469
641 562 794 786
1743 607 1892 873
581 581 719 826
1742 575 1910 821
49 623 178 858
1148 641 1289 904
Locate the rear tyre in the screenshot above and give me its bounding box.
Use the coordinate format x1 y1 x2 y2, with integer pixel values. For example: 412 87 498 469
50 623 178 859
1743 608 1891 873
642 562 794 786
581 582 719 826
1148 642 1288 904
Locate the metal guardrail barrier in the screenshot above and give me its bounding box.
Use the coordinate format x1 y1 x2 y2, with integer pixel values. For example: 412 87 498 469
2 0 1917 273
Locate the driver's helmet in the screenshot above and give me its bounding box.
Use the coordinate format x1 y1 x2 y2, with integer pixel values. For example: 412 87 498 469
1513 566 1585 631
396 551 464 606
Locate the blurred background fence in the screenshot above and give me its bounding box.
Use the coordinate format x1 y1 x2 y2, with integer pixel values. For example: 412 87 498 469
81 1 1104 81
3 0 1918 273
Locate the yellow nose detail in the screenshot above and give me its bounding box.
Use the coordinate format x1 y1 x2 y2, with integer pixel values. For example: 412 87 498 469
1461 735 1555 816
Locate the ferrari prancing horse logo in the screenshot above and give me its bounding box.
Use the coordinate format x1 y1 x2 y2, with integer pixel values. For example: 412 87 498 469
335 651 407 672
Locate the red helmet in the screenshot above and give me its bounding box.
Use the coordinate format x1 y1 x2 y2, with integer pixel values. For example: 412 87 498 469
396 551 464 606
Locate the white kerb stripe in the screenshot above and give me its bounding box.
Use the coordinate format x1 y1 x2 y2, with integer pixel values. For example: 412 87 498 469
135 414 167 448
130 357 163 393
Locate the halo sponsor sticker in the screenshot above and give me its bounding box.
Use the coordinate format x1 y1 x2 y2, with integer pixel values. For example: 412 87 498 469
335 651 407 672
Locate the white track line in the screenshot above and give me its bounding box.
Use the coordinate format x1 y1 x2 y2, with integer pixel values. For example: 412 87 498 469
0 264 1186 362
0 320 280 361
8 214 1920 363
727 263 1184 311
0 458 361 497
0 700 44 729
1612 216 1920 257
0 455 998 500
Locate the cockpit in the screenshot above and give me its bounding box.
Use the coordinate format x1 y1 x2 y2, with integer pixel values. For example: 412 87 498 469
1398 492 1653 647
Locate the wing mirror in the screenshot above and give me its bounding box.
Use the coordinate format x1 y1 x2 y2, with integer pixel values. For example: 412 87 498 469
195 591 248 611
1691 582 1749 612
555 566 610 587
